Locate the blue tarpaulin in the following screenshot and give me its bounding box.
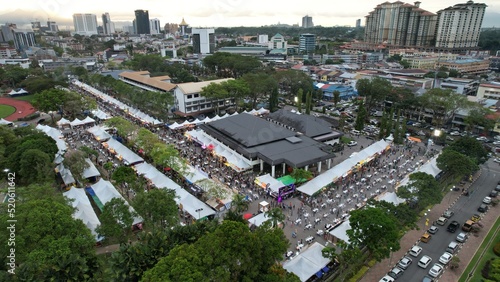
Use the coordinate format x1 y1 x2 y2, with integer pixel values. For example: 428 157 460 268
315 271 323 278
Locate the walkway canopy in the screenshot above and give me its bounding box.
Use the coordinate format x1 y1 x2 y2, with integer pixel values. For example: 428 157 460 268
103 138 144 165
87 126 112 142
90 179 143 225
63 187 102 241
397 155 442 188
298 140 390 196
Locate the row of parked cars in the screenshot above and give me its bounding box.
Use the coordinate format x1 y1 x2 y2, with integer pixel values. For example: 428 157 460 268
380 206 486 282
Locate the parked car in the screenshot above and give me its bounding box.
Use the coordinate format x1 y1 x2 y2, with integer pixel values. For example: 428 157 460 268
387 267 404 279
379 275 395 282
409 245 423 257
490 190 498 198
450 131 460 136
478 204 488 213
436 217 448 226
439 252 453 265
428 263 444 278
428 225 439 234
443 210 454 218
483 196 492 204
418 255 432 268
447 221 460 233
456 232 468 243
420 233 432 243
347 141 358 147
477 136 489 142
397 256 413 270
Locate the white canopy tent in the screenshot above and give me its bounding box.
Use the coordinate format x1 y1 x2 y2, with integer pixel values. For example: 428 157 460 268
91 109 110 120
328 219 351 244
298 140 390 196
8 88 28 96
70 118 85 127
82 158 101 179
248 213 271 227
283 242 331 282
63 187 102 241
82 116 96 125
376 192 406 206
0 118 13 125
56 163 75 186
184 165 209 184
91 179 143 225
87 126 112 142
133 163 215 220
255 174 286 193
36 124 67 153
397 155 442 189
103 138 144 165
56 118 71 126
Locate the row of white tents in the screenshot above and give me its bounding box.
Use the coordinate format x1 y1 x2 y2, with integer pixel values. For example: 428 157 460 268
168 108 269 130
0 118 13 126
72 80 162 125
57 116 96 127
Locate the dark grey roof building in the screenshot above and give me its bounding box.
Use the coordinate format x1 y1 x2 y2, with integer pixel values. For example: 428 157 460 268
199 113 336 177
267 109 343 143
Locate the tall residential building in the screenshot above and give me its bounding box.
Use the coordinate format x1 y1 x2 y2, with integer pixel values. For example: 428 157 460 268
73 14 98 36
435 1 487 49
364 1 437 47
299 33 316 53
102 13 115 35
191 28 215 54
47 21 59 32
355 19 361 28
302 15 314 28
31 21 41 33
134 10 150 34
150 18 161 34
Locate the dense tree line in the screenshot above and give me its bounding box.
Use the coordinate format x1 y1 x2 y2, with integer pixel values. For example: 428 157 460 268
478 29 500 53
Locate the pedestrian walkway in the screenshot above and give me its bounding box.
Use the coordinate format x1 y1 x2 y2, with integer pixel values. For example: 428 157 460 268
360 170 483 282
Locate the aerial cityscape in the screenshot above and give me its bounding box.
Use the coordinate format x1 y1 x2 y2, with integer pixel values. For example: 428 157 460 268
0 1 500 281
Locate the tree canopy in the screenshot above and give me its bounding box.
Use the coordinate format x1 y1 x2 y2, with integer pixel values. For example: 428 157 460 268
396 172 442 211
347 207 400 261
437 148 478 179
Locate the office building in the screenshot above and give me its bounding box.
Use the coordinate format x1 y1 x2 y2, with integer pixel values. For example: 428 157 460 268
73 14 98 36
31 21 41 33
134 10 150 34
435 1 487 49
302 15 314 28
102 13 115 35
150 18 161 34
299 33 316 53
0 24 36 50
355 19 361 28
192 28 215 54
364 1 437 47
268 33 287 49
258 34 268 44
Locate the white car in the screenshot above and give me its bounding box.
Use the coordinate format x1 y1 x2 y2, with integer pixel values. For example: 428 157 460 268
409 245 423 257
418 255 432 268
428 263 444 278
456 232 468 243
477 136 488 142
493 141 500 146
397 256 413 270
347 141 358 147
379 275 395 282
439 252 453 265
450 131 460 136
494 158 500 163
483 196 492 204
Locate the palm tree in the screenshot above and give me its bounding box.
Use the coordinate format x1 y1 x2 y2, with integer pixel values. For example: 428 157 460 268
265 208 285 228
231 193 249 214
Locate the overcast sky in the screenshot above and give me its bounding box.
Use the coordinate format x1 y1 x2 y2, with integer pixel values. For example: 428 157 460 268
1 0 499 29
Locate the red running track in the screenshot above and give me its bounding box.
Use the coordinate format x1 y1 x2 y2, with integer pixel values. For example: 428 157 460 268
0 97 36 121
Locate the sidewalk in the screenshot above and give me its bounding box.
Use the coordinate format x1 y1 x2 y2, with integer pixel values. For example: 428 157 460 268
360 170 482 282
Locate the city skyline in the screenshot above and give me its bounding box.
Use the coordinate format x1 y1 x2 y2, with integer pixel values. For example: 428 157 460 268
1 0 500 30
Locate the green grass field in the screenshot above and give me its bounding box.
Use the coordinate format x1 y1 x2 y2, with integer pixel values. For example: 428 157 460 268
459 215 500 282
13 95 35 103
0 104 15 118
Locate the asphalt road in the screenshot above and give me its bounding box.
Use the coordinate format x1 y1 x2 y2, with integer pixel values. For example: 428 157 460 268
392 159 500 282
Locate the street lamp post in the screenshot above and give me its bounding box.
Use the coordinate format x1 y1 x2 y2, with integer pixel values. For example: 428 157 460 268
448 188 453 205
195 208 203 221
389 247 393 267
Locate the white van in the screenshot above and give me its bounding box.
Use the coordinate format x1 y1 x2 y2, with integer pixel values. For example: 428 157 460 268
351 129 360 136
